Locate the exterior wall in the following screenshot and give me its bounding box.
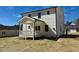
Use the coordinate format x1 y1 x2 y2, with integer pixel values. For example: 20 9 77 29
22 8 57 37
56 7 64 37
0 30 19 37
19 21 34 38
20 7 64 38
19 21 45 38
70 29 77 33
35 21 45 37
69 25 77 33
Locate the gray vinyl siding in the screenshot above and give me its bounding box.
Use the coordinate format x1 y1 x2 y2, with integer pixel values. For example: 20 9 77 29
56 7 64 37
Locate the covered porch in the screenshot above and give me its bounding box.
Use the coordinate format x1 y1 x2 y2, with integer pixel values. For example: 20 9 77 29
19 16 45 39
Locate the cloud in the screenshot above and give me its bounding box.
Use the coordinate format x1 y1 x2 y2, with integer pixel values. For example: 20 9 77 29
16 15 21 18
12 14 21 18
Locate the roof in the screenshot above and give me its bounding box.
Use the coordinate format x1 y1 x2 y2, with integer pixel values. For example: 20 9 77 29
21 6 57 15
19 16 45 23
32 17 45 23
70 23 76 25
18 16 35 23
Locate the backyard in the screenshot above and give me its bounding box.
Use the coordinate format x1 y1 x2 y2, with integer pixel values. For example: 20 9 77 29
0 32 79 52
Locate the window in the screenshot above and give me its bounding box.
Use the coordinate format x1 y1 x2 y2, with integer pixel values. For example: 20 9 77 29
38 26 40 31
38 13 41 18
20 24 23 30
2 31 5 35
35 26 40 31
28 14 31 17
45 25 49 31
47 11 50 15
53 28 55 31
28 26 30 29
27 24 31 30
35 26 38 30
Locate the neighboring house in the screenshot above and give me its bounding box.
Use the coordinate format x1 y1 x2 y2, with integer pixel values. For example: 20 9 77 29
0 30 19 37
0 25 19 37
69 22 77 32
19 7 64 38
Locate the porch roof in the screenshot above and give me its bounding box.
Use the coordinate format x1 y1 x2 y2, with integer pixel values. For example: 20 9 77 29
19 16 45 24
70 23 76 26
18 16 34 23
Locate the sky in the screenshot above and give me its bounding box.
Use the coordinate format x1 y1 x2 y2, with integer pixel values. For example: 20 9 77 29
0 6 79 26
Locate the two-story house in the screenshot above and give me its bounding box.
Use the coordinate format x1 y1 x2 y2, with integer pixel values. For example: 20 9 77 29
19 7 64 39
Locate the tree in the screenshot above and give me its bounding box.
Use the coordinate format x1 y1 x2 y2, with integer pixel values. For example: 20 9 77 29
76 18 79 31
76 18 79 24
65 21 72 35
66 21 72 26
0 24 19 30
14 25 19 30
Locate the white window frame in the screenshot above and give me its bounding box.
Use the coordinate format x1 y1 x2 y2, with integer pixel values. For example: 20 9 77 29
27 24 31 30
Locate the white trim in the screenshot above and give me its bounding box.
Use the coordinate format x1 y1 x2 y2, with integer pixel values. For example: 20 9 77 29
18 16 35 23
26 24 31 31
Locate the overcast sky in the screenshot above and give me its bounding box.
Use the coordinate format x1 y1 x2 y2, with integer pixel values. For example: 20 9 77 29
0 6 79 25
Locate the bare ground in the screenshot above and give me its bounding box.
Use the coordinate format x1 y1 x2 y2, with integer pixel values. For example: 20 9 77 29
0 32 79 52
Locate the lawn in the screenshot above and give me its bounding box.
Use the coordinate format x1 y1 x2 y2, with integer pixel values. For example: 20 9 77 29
0 32 79 52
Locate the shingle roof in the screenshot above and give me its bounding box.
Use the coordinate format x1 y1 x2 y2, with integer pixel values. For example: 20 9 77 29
19 16 45 23
70 23 76 25
21 6 57 15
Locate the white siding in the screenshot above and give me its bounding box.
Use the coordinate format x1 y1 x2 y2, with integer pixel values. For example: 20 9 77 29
20 7 64 37
70 29 76 33
22 8 57 37
21 24 34 37
23 24 27 31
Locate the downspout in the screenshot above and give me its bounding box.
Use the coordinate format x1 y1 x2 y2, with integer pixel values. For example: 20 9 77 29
33 20 35 40
55 7 58 37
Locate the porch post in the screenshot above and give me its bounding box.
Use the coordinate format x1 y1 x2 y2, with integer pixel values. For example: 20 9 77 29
33 21 35 40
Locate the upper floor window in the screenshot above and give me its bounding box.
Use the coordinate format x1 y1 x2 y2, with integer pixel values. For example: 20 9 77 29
47 11 50 15
38 12 41 18
28 14 31 17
